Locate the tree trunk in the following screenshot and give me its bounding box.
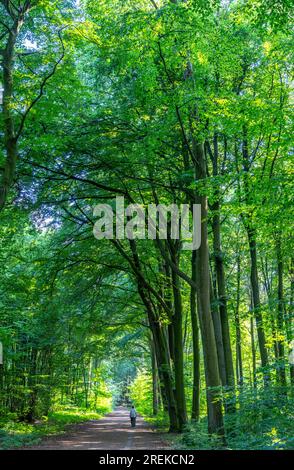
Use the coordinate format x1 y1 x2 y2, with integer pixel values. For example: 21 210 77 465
247 227 270 379
276 239 287 389
211 133 235 392
287 259 294 385
210 275 227 387
0 8 30 210
235 252 243 386
242 129 270 382
193 141 225 438
170 248 187 431
0 25 18 210
138 280 179 431
250 304 257 389
150 338 159 416
151 317 179 431
190 250 200 421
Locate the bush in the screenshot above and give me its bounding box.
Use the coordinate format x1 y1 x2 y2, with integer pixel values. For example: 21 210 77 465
176 386 294 450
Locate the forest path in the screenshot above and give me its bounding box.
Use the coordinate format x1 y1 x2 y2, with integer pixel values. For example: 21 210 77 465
23 407 169 450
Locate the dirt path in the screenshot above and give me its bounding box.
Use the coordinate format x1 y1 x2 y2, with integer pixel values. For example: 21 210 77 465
24 407 169 450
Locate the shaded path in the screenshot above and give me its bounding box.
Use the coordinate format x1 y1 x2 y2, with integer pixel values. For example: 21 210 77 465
25 407 169 450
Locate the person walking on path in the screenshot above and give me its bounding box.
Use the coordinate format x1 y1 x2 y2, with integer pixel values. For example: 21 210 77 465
130 405 137 428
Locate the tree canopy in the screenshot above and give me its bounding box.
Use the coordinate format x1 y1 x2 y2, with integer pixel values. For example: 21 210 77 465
0 0 293 450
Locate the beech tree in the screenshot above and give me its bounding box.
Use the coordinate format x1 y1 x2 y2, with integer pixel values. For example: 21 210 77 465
0 0 293 449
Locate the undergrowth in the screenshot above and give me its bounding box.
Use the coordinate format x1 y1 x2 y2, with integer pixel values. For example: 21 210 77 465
0 404 110 449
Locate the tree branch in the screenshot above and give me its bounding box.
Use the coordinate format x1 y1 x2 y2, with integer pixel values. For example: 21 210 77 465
16 29 65 140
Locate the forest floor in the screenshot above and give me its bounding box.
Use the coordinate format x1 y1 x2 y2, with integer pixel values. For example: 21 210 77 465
19 407 169 450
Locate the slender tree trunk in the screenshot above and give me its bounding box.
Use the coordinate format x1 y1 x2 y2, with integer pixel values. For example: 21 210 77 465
118 237 180 431
0 25 18 210
276 239 287 389
250 303 257 389
193 141 225 438
287 259 294 385
24 349 38 423
235 251 243 386
170 248 187 431
211 133 235 392
190 250 200 421
151 318 179 431
210 275 227 387
0 7 30 210
247 227 270 378
183 144 200 422
150 339 159 416
164 263 175 363
138 281 179 431
242 129 270 382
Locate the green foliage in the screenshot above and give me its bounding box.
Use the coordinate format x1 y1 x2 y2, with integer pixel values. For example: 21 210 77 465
0 0 293 448
0 405 110 449
129 371 169 428
176 386 294 450
129 371 153 415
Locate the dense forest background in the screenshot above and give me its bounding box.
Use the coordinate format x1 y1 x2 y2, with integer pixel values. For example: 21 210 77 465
0 0 293 450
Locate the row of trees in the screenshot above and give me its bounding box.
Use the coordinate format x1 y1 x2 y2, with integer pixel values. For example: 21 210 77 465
0 0 293 443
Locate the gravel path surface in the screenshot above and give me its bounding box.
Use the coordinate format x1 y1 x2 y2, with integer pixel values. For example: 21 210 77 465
22 407 169 450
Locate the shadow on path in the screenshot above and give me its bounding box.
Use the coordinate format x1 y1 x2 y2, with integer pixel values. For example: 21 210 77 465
22 407 169 450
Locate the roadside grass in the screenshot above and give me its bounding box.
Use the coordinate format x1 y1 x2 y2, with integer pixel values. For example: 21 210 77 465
0 405 111 449
137 410 169 432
